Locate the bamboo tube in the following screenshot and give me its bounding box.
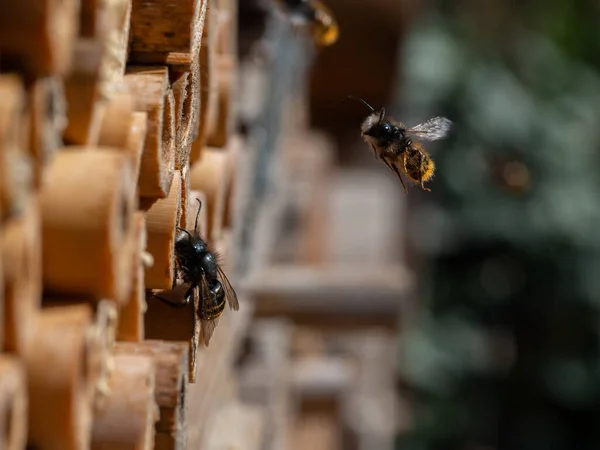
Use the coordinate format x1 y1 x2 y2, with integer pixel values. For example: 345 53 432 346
91 354 158 450
28 76 66 188
143 171 182 290
0 356 27 450
189 146 234 241
63 39 108 146
0 0 80 76
0 75 30 221
222 136 240 230
40 149 134 299
1 196 42 357
128 0 208 68
114 340 189 450
116 212 147 342
98 93 147 187
124 66 176 198
26 304 96 450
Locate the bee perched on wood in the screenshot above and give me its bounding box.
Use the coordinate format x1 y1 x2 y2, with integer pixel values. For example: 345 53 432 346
153 199 239 345
273 0 339 47
346 96 453 193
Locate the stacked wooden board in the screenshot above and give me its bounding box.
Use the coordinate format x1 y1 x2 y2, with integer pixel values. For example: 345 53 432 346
0 0 263 448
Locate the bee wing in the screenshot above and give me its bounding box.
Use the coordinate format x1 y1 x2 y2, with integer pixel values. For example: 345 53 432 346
198 274 218 346
217 265 240 311
200 317 218 347
151 281 193 307
406 116 452 141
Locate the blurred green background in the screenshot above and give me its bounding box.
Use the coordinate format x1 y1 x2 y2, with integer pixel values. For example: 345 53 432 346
394 1 600 449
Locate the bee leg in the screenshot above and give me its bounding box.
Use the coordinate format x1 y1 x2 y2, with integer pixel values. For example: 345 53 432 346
369 143 380 159
382 157 407 193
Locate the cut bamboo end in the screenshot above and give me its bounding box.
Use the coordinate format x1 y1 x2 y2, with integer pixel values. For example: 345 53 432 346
27 77 66 189
98 93 147 193
26 304 96 450
189 147 233 241
1 195 42 357
114 340 189 449
124 66 175 198
116 212 147 342
126 112 149 188
90 300 118 405
0 74 31 222
171 71 190 170
41 148 134 299
179 163 191 231
128 0 207 68
206 55 236 149
100 0 132 94
91 354 158 450
143 171 182 290
0 356 27 450
63 39 108 146
172 53 200 153
0 0 80 76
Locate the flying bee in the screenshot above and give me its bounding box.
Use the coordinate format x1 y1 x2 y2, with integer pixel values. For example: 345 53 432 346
273 0 339 47
346 96 453 193
152 198 239 346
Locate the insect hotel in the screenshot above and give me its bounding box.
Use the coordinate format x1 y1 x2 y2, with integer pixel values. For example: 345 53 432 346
0 0 408 449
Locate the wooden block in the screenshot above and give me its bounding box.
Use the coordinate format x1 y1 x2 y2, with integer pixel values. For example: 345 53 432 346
114 340 189 449
27 76 66 189
63 39 108 146
91 354 158 450
1 195 42 357
0 356 27 450
116 212 147 342
128 0 208 68
143 171 182 290
26 304 96 450
144 288 200 383
40 149 135 300
0 74 31 221
124 66 176 198
0 0 80 76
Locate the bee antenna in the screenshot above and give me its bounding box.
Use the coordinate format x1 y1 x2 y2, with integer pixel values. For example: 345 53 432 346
194 198 202 234
176 227 193 240
342 95 375 113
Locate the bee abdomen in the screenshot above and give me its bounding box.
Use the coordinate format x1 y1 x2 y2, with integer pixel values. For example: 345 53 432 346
200 297 226 320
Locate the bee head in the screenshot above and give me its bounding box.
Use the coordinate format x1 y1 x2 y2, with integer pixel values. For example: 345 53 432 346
361 109 398 145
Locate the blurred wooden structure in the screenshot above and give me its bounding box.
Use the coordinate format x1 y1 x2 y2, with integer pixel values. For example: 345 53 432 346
0 0 409 448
